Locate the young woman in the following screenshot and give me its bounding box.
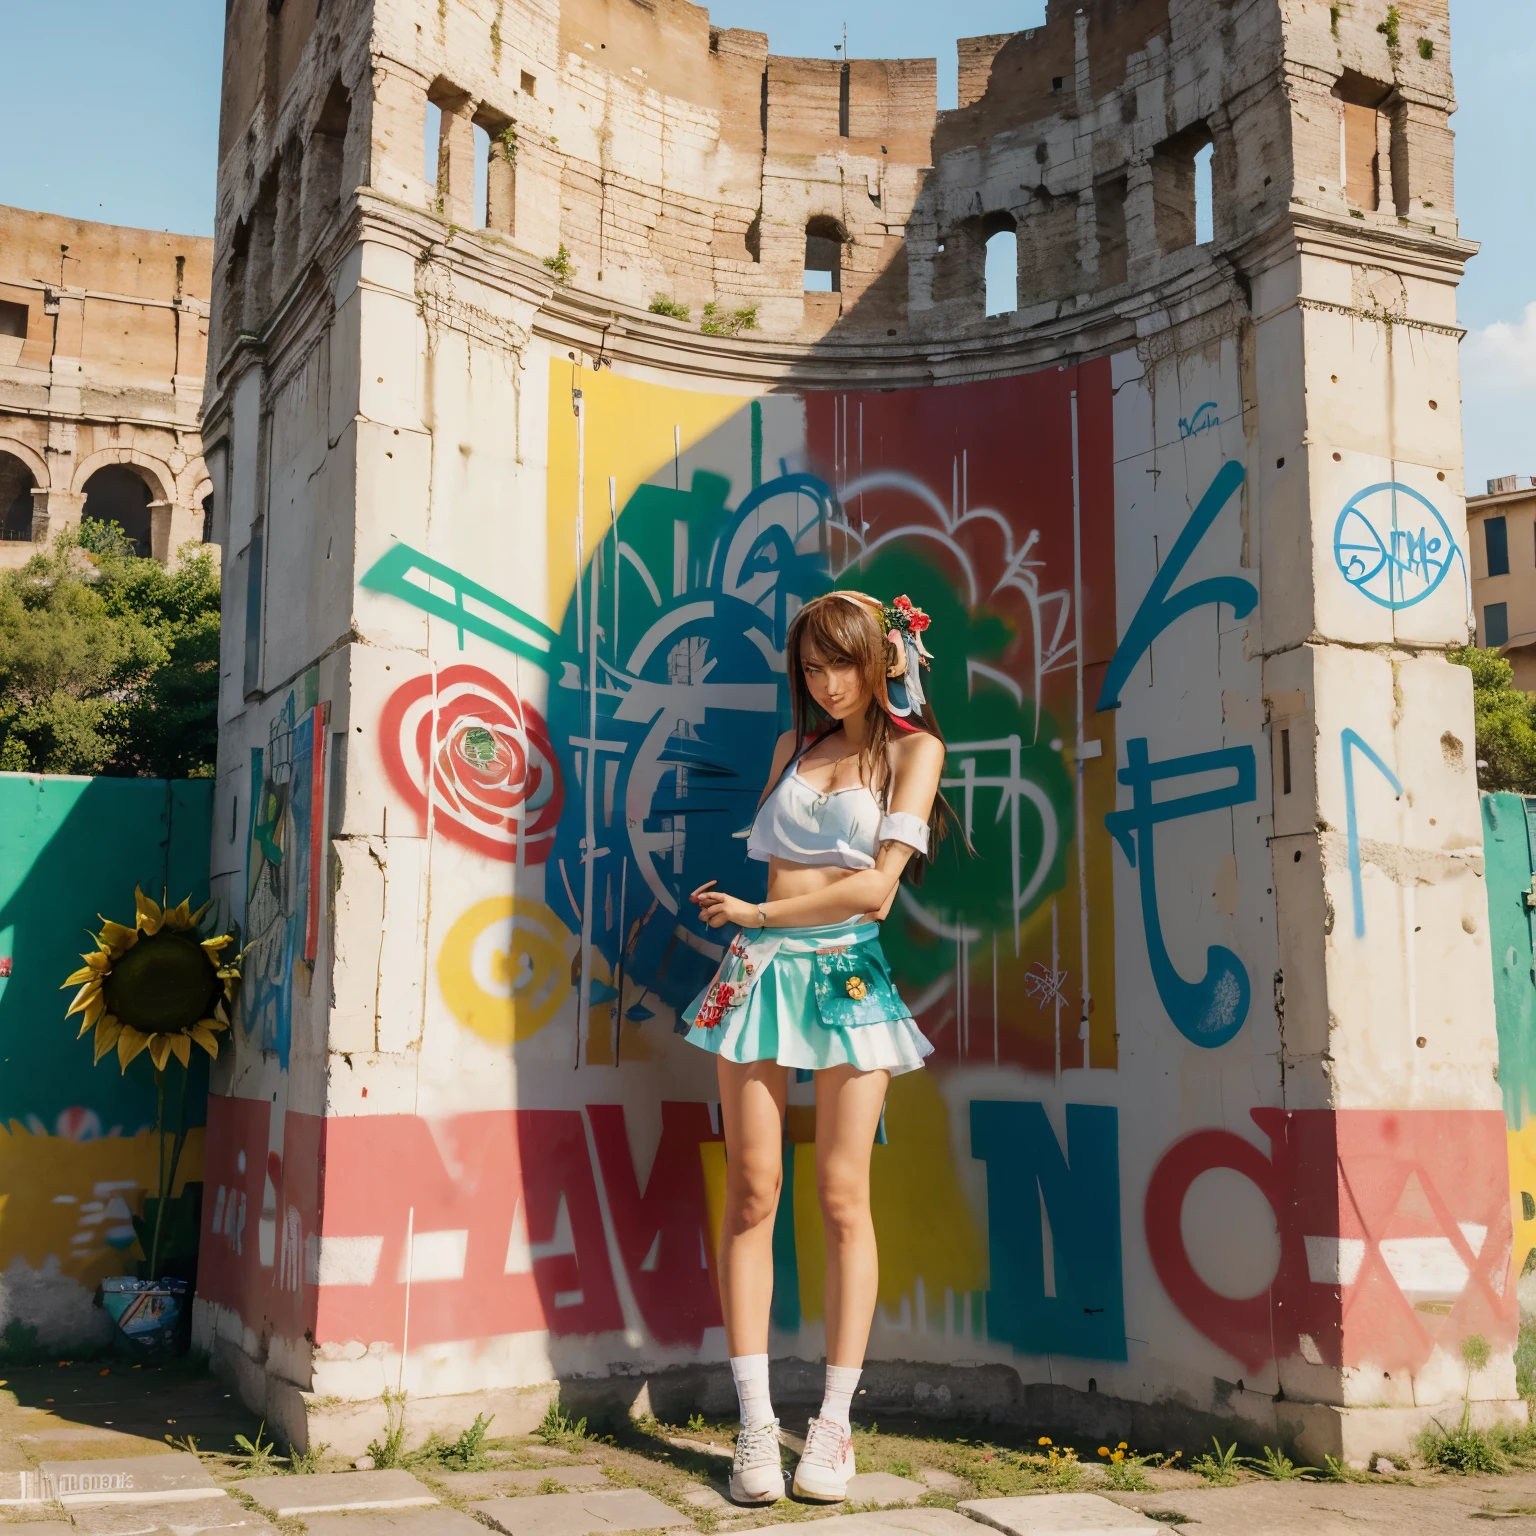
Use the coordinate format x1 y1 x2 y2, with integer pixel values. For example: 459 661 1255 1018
682 589 956 1504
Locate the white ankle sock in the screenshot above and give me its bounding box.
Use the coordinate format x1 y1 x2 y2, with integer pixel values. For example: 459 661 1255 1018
731 1353 775 1429
819 1364 862 1430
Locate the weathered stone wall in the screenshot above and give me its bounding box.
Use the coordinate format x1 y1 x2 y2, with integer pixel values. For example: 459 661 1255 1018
197 0 1502 1468
0 206 212 566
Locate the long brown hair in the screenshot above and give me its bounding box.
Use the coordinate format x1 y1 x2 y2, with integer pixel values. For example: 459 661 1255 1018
783 591 968 884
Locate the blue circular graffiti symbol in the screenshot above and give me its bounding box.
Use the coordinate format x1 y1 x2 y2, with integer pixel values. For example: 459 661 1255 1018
1332 481 1457 611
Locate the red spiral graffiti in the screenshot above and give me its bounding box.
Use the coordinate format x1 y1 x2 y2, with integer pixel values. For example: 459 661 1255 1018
380 665 563 863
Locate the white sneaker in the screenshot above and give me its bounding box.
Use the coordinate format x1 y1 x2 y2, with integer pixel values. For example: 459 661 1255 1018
729 1419 785 1504
791 1415 855 1501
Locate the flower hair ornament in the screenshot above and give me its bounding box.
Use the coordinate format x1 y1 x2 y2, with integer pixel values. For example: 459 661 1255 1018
881 594 934 716
831 590 935 718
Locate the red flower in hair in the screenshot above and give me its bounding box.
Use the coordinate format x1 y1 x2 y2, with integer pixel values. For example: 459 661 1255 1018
893 595 913 612
908 611 931 632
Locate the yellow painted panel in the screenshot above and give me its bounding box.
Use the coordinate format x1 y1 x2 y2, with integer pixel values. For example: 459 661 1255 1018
545 360 755 631
0 1124 204 1287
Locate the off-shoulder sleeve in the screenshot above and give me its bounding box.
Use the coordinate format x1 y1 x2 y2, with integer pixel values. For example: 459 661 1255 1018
878 811 930 855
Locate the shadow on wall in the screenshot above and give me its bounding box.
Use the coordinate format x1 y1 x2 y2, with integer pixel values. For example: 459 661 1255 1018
0 774 213 1345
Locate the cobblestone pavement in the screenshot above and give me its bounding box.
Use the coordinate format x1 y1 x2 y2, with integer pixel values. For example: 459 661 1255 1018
4 1363 1536 1534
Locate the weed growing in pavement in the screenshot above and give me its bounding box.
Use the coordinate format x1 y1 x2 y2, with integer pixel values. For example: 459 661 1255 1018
537 1401 590 1449
289 1442 329 1474
1418 1333 1508 1475
1245 1446 1315 1480
407 1413 496 1472
367 1388 408 1469
1321 1455 1370 1483
686 1413 707 1433
1417 1411 1505 1475
234 1423 282 1474
1097 1441 1167 1491
1191 1437 1241 1485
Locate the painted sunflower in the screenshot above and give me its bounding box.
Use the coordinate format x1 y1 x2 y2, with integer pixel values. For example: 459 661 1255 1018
62 888 242 1073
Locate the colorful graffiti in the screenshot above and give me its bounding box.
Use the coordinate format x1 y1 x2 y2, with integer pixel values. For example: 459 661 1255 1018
201 337 1511 1414
1148 1109 1517 1376
1333 481 1460 610
244 676 330 1068
0 773 212 1340
1481 794 1536 1287
381 666 563 862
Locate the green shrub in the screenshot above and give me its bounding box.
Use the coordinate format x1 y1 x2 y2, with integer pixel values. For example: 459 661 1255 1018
649 296 691 320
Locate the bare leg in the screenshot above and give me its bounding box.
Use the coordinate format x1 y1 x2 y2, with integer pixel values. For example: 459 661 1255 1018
815 1065 891 1367
717 1056 789 1357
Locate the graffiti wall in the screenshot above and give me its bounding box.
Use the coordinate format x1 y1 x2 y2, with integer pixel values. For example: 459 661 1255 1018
0 773 212 1345
201 331 1511 1444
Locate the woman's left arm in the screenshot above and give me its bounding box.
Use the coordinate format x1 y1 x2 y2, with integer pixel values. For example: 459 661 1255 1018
693 732 947 930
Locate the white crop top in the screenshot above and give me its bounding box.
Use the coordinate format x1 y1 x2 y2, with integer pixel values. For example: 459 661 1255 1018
745 768 931 870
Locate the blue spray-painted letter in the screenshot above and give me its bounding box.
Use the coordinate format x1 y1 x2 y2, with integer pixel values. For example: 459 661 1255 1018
1097 460 1255 711
970 1101 1126 1361
1106 737 1256 1047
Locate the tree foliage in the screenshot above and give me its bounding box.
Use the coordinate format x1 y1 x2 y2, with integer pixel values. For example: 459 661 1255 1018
1448 645 1536 794
0 521 220 779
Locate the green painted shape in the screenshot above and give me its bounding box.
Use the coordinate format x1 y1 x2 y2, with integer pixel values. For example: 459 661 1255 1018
359 543 564 669
1482 792 1536 1129
0 774 214 1133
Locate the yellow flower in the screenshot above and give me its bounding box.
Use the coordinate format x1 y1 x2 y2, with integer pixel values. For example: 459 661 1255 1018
1098 1447 1110 1458
845 975 868 1001
61 887 243 1074
1118 1442 1128 1450
1038 1437 1051 1446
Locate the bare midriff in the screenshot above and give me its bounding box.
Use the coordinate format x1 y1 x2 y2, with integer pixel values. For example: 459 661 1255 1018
765 855 884 926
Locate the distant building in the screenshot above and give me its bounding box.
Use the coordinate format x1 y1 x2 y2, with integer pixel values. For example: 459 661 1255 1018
1467 477 1536 689
0 205 213 569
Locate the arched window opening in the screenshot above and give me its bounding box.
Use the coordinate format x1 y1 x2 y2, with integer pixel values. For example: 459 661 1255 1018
424 99 444 192
303 77 352 249
804 216 844 294
1194 141 1215 244
82 465 153 557
0 452 36 543
472 122 491 228
982 213 1018 317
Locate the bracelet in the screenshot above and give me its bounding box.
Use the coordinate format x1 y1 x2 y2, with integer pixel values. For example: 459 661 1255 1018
756 904 770 930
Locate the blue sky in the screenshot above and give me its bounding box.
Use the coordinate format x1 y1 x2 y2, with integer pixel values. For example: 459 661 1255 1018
0 0 1527 487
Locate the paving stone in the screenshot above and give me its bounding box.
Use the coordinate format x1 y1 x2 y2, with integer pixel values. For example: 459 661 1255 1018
301 1509 488 1536
846 1474 927 1507
470 1488 694 1536
69 1497 269 1536
0 1472 53 1506
663 1439 730 1460
0 1525 72 1533
958 1496 1163 1533
39 1457 220 1507
918 1472 968 1496
679 1487 733 1514
423 1470 608 1498
235 1472 437 1518
788 1512 977 1536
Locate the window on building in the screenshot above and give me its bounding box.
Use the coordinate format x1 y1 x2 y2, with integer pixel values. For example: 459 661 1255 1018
1194 142 1214 245
424 99 443 192
1486 515 1510 577
1333 72 1394 212
1152 122 1214 254
82 465 154 557
804 217 844 293
1485 602 1510 648
984 226 1018 316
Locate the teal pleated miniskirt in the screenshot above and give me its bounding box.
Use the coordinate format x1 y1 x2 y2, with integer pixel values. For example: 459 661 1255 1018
680 922 933 1076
